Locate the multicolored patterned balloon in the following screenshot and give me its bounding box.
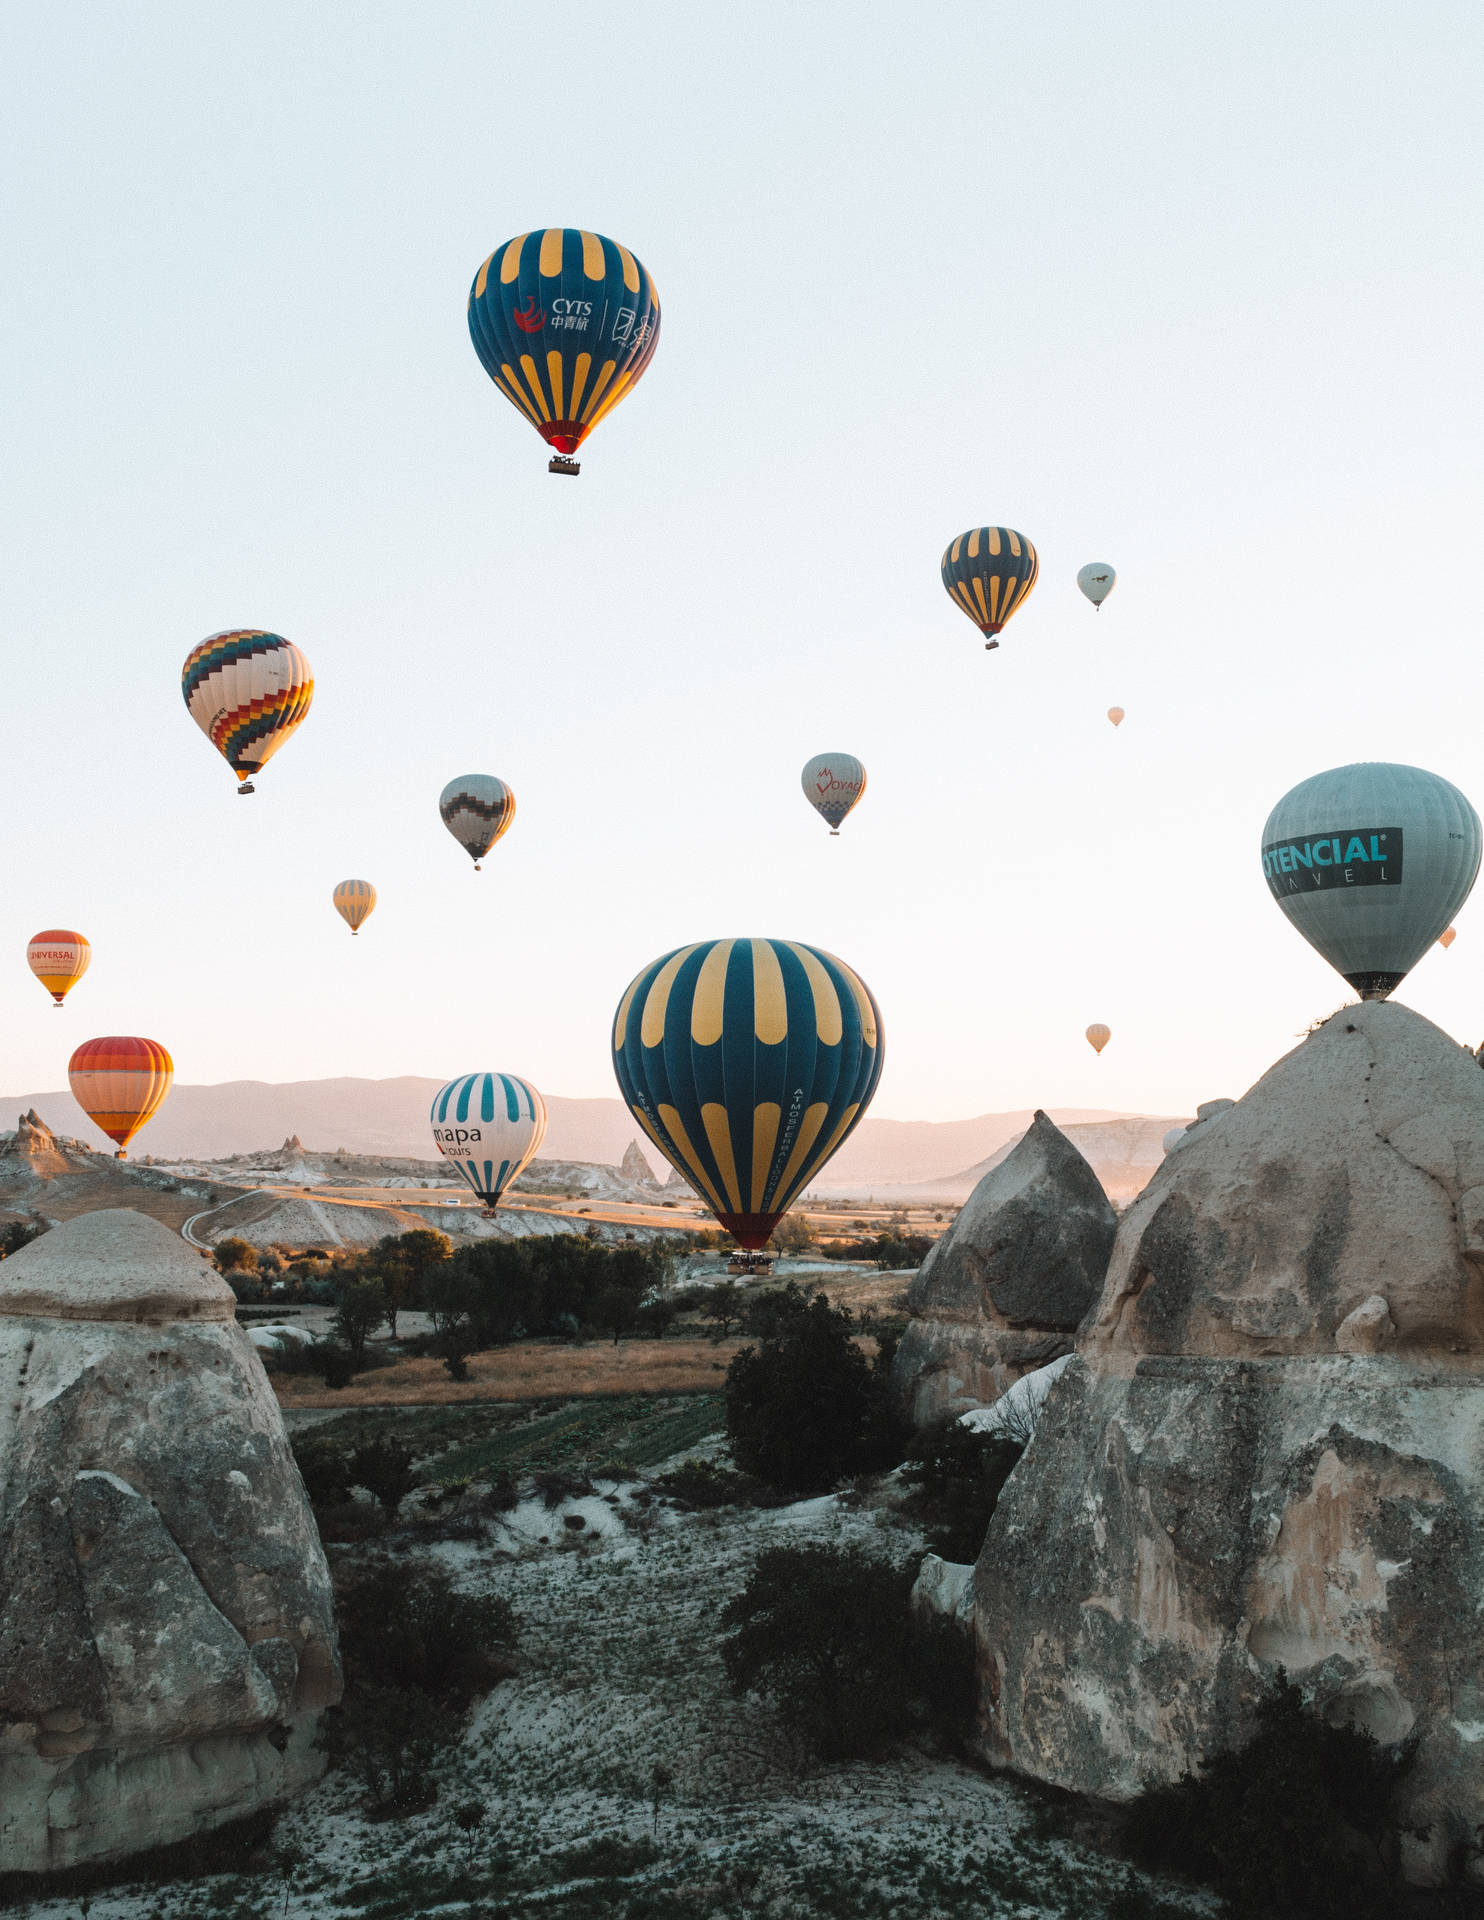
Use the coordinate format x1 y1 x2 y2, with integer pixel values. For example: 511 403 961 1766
181 631 313 794
468 228 660 471
332 879 377 935
941 527 1039 649
27 928 90 1007
69 1035 173 1158
429 1072 548 1211
439 774 515 870
611 938 884 1250
801 754 866 836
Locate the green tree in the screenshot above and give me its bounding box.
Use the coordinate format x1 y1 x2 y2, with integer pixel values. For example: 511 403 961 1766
332 1277 388 1357
592 1284 642 1345
704 1279 745 1340
371 1228 451 1336
725 1290 907 1493
770 1212 816 1255
348 1435 416 1513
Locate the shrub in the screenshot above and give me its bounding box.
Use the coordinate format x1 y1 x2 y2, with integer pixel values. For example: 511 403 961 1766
323 1682 456 1811
900 1420 1024 1562
292 1434 352 1507
348 1436 417 1512
336 1559 516 1709
214 1236 258 1273
725 1289 907 1493
1122 1673 1411 1918
721 1544 916 1759
317 1342 355 1390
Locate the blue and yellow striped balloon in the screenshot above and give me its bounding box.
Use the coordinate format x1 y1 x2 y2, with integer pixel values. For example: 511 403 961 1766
941 527 1039 649
468 228 660 469
611 939 884 1250
429 1071 548 1211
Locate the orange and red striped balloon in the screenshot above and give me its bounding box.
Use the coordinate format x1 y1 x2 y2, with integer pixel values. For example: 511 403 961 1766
27 929 91 1007
68 1037 174 1158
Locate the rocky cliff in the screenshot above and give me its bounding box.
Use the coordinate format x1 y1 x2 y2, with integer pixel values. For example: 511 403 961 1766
974 1002 1484 1889
0 1211 340 1873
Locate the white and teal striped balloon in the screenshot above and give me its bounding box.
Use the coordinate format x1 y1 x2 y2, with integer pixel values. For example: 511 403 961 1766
1262 762 1481 999
429 1071 548 1211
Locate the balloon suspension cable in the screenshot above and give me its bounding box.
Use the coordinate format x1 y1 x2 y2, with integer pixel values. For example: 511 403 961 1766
548 456 581 476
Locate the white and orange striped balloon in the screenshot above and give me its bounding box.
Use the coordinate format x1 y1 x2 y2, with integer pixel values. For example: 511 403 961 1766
68 1037 174 1158
333 879 377 935
27 928 91 1007
181 631 313 794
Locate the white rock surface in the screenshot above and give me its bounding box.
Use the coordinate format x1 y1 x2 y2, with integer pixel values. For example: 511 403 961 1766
0 1211 340 1873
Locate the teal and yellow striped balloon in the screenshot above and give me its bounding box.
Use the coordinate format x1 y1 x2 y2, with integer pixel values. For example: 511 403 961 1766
611 939 884 1250
941 526 1039 649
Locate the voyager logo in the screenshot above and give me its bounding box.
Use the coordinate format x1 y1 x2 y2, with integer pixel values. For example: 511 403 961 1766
1262 826 1403 897
813 771 861 796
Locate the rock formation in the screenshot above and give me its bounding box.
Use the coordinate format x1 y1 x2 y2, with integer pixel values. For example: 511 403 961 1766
620 1140 658 1188
974 1002 1484 1888
891 1112 1116 1423
0 1210 340 1873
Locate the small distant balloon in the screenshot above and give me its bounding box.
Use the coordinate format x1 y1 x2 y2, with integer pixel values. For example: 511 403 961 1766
801 754 866 835
181 631 313 795
1077 563 1116 610
1262 762 1481 1000
429 1072 548 1212
1162 1126 1189 1154
1107 707 1125 728
1086 1024 1111 1055
68 1036 173 1159
333 880 377 935
941 527 1038 650
27 929 90 1007
1440 926 1458 950
439 775 516 870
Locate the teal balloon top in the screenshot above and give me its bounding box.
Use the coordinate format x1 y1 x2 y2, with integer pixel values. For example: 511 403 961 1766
1262 762 1481 998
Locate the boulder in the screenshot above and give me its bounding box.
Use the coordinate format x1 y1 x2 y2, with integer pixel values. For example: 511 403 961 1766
0 1210 340 1874
975 1002 1484 1888
891 1112 1116 1424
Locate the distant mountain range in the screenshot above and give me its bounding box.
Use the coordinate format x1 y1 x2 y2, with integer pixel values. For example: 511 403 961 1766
0 1078 1174 1196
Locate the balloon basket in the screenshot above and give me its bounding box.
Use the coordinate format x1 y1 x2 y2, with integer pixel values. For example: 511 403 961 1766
727 1252 774 1277
983 639 999 651
548 456 581 476
237 780 256 795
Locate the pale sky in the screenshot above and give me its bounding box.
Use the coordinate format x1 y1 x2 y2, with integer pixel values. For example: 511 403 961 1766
2 2 1481 1124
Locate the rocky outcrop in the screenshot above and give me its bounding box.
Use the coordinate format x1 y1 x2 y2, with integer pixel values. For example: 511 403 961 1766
1 1110 71 1178
620 1141 658 1188
891 1113 1116 1424
974 1002 1484 1889
0 1211 340 1873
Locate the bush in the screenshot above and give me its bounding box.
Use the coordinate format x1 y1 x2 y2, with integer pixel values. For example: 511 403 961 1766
214 1236 258 1273
1122 1673 1411 1918
721 1544 916 1759
317 1341 355 1390
348 1436 417 1513
292 1434 352 1507
332 1277 389 1357
336 1559 516 1709
900 1420 1024 1562
323 1682 457 1811
724 1288 907 1494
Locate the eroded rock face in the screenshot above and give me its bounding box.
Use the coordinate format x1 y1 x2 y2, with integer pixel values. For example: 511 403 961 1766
892 1112 1116 1423
975 1003 1484 1888
0 1211 340 1874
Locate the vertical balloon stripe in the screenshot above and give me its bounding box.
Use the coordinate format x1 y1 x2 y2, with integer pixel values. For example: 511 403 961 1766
690 940 734 1045
702 1104 743 1213
751 1104 781 1213
579 229 605 278
539 227 565 275
499 234 528 282
518 355 552 420
750 939 788 1041
579 360 618 424
656 1103 727 1214
569 351 593 418
498 366 543 424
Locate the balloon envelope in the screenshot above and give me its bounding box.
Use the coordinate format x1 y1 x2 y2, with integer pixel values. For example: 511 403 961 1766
69 1036 173 1157
27 929 90 1006
801 754 866 833
467 228 660 461
1086 1024 1111 1054
611 938 884 1249
1077 563 1116 608
941 527 1038 646
1262 762 1481 999
439 775 515 869
1107 707 1125 727
429 1072 547 1209
333 879 377 935
182 632 313 792
1440 926 1457 949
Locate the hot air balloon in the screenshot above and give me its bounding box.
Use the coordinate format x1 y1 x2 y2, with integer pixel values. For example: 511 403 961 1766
439 775 515 870
1077 562 1116 610
611 938 883 1263
182 631 313 795
68 1036 173 1158
1441 926 1458 950
1107 707 1125 728
801 754 866 835
333 880 377 935
1162 1125 1189 1154
429 1072 547 1212
467 228 660 475
1262 762 1482 999
1086 1024 1111 1055
27 929 90 1007
941 527 1038 649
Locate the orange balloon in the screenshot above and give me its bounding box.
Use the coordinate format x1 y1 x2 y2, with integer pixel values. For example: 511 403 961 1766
68 1036 174 1158
1085 1023 1111 1055
1107 707 1125 728
27 928 91 1007
1440 926 1457 949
